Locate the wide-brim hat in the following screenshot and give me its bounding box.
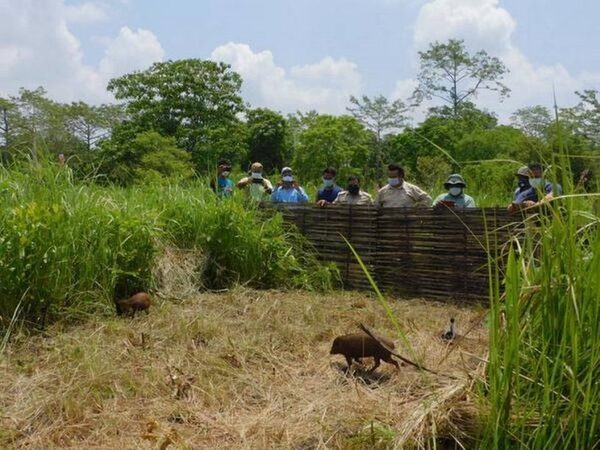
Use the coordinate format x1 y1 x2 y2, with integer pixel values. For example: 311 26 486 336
443 173 466 188
516 166 532 177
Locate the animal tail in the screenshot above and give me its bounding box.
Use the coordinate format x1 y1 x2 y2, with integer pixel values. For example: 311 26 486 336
358 323 455 379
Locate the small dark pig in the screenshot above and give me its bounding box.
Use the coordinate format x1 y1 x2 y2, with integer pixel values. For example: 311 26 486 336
115 292 152 317
330 333 400 372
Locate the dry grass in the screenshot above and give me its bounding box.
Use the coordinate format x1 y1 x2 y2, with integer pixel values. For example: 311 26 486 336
0 289 489 449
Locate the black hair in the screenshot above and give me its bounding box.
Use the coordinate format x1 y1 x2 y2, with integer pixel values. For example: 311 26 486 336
347 175 360 183
323 167 337 177
218 159 231 166
528 162 543 171
387 163 405 177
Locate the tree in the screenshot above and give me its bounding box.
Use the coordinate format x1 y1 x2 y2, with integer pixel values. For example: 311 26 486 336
560 90 600 150
412 39 510 116
246 108 287 173
347 95 407 178
107 59 245 171
96 131 194 185
293 115 371 182
510 106 552 139
65 102 124 152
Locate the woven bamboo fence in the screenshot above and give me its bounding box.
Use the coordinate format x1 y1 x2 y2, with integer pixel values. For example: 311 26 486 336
272 205 523 302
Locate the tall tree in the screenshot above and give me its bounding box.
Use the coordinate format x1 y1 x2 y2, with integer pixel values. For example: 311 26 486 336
65 102 124 152
293 115 371 182
347 95 407 179
412 39 510 116
246 108 287 173
107 59 245 171
510 106 552 139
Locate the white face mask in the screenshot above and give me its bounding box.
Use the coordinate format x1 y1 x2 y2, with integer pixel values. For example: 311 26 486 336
282 175 293 183
449 187 462 196
530 178 543 188
388 177 401 187
251 172 262 179
221 171 230 177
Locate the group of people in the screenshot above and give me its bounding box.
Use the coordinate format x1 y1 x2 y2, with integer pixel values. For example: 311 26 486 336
210 159 564 212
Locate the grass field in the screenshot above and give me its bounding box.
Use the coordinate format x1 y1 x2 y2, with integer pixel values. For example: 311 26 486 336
0 288 489 449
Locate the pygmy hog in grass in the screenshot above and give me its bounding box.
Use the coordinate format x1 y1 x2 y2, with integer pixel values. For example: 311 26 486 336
330 332 400 372
115 292 152 317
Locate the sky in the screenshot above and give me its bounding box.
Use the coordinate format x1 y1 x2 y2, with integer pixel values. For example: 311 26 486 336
1 0 599 122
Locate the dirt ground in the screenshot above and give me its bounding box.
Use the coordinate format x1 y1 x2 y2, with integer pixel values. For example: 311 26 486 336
0 289 489 449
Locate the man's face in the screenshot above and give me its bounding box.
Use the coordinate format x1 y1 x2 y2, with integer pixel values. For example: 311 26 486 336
531 168 542 178
218 164 231 175
323 172 335 181
388 169 401 179
282 170 293 179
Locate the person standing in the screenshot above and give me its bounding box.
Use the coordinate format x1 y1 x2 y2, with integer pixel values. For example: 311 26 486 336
333 175 373 205
432 174 476 208
316 167 342 207
271 167 309 203
210 159 234 198
375 163 432 208
236 162 273 202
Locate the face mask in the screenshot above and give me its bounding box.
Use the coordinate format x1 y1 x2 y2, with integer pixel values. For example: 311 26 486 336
282 175 293 183
323 178 334 187
221 171 230 177
251 172 262 179
530 178 542 188
388 177 401 187
449 187 462 197
348 185 360 195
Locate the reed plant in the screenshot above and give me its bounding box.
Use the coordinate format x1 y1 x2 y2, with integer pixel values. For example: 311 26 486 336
0 164 336 330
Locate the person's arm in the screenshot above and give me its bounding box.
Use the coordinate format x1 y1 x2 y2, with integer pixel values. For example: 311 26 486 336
413 185 433 207
296 186 309 203
432 193 444 207
271 187 280 203
236 177 250 189
263 179 273 194
466 196 476 208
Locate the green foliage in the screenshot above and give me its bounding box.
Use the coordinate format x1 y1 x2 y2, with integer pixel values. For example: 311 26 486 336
246 108 288 172
293 114 372 182
455 125 548 163
96 131 194 185
0 164 336 329
413 39 510 115
510 105 553 139
483 191 600 448
107 59 246 172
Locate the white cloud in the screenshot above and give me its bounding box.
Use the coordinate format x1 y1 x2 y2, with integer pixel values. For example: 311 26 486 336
99 27 165 78
211 42 363 114
0 1 164 103
65 2 108 24
406 0 600 121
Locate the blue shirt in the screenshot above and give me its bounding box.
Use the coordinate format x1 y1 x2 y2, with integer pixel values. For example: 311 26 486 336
513 181 555 204
271 186 309 203
317 186 342 203
216 177 234 198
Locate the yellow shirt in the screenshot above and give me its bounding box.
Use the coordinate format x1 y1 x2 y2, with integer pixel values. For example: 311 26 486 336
375 182 432 208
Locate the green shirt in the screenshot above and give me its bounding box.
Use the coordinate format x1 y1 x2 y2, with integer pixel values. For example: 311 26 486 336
432 192 476 208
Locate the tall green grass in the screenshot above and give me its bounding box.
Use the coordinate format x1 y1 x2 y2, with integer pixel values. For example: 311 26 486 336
482 161 600 447
0 164 337 330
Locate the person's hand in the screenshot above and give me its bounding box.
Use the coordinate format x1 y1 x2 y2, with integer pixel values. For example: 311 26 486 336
523 200 536 208
276 181 283 188
292 181 300 189
316 199 328 208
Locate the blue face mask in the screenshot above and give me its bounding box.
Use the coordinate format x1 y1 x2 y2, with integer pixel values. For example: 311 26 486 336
388 177 401 187
322 178 334 187
282 175 293 183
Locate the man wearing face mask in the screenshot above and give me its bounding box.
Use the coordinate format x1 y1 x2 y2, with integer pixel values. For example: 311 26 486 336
271 167 309 203
236 162 273 202
333 175 373 205
433 174 476 208
529 162 562 199
210 159 234 198
507 166 538 213
316 167 342 207
375 163 432 208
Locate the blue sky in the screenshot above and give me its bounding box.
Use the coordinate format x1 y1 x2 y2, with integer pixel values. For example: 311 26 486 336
2 0 599 121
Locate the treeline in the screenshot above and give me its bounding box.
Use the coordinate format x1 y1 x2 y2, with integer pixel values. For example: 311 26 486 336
1 40 598 190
